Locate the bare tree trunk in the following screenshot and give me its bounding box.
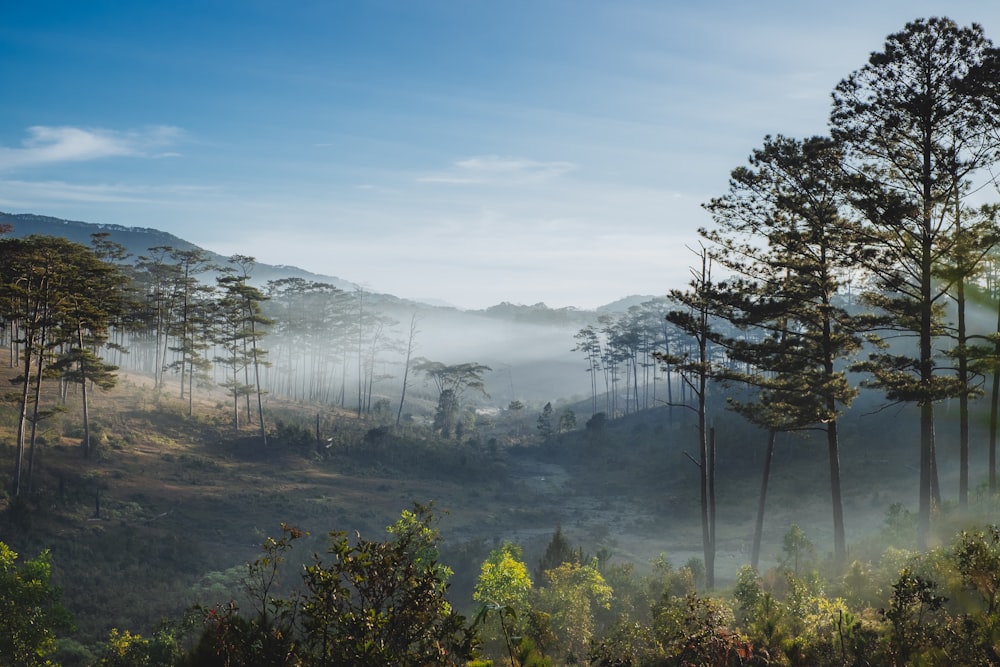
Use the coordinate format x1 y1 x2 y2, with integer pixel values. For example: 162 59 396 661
828 418 846 570
990 295 1000 492
12 340 32 497
396 314 419 427
751 429 777 570
250 315 267 446
79 324 93 458
26 307 49 496
955 195 970 509
707 425 716 589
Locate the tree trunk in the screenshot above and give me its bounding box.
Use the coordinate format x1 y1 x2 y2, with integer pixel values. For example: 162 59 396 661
990 295 1000 492
397 315 418 427
79 324 93 459
919 401 934 550
26 310 48 496
707 425 716 590
956 196 969 508
751 429 777 571
12 340 32 497
828 418 846 570
248 313 267 446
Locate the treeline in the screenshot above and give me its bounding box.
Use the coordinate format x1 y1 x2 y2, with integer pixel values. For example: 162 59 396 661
0 232 479 475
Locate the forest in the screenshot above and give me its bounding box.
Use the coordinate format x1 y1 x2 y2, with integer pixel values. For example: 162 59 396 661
6 15 1000 667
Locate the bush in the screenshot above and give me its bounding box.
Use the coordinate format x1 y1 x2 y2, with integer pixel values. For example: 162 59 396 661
189 506 476 666
0 542 73 666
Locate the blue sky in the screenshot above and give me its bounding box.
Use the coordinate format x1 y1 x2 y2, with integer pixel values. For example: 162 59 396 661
2 1 999 309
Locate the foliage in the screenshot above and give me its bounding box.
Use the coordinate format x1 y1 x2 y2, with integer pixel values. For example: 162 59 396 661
414 359 491 439
653 593 758 666
94 627 181 667
536 560 613 664
883 568 948 664
0 542 73 666
558 409 577 434
473 543 534 664
537 402 555 442
191 506 475 666
586 411 607 431
781 524 815 576
474 543 533 612
537 525 576 579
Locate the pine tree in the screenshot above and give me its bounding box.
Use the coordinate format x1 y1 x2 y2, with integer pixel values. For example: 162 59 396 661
831 17 1000 547
702 135 865 570
537 402 554 442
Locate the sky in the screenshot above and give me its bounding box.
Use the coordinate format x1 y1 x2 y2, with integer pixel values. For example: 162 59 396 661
2 2 1000 310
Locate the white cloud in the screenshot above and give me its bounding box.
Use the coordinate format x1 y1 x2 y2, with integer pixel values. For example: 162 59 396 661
0 125 183 170
418 155 576 185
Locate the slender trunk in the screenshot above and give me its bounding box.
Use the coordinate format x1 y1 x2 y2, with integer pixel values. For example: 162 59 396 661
698 250 714 590
242 335 252 422
153 294 163 389
232 380 239 429
158 313 171 393
187 356 194 416
79 324 92 459
396 316 418 427
590 349 598 416
990 294 1000 492
956 196 969 509
8 318 15 368
707 425 716 590
12 336 32 497
250 316 267 446
918 127 937 549
828 418 846 570
396 360 411 427
919 401 934 550
356 290 364 417
958 311 969 508
751 429 777 571
632 354 639 416
26 302 49 496
665 339 674 421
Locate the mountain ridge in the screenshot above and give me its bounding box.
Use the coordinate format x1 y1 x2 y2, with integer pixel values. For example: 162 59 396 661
0 211 658 316
0 211 362 294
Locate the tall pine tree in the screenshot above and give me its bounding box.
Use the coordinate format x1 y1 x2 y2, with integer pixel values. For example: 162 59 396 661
832 17 1000 547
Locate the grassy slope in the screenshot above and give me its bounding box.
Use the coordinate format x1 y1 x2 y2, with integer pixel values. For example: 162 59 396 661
0 365 984 650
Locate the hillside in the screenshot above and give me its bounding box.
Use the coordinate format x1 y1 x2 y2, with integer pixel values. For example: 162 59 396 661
0 357 949 654
0 212 361 294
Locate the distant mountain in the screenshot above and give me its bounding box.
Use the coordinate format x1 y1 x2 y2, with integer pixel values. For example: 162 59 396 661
0 211 360 293
475 301 591 326
596 295 661 313
0 211 649 316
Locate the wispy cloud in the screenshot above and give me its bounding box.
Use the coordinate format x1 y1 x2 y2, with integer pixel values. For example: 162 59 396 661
0 125 184 170
0 178 215 205
418 155 576 185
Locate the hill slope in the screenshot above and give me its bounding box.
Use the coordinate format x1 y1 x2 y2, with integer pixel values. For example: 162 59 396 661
0 211 360 293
